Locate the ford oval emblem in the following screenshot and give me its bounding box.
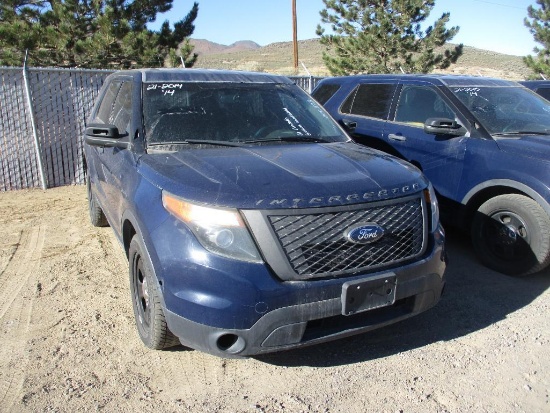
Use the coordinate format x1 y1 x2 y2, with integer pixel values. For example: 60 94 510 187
344 223 385 244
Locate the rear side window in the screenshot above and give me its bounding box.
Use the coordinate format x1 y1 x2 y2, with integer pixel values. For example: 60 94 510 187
340 83 396 119
312 84 341 105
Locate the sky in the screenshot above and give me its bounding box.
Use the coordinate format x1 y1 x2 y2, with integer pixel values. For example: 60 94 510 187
150 0 539 57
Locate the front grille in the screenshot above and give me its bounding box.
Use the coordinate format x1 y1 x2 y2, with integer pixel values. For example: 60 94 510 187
266 196 425 279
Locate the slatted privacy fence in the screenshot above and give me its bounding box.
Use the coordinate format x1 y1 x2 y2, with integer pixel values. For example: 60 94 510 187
0 68 320 191
0 68 41 190
288 75 324 94
1 67 113 191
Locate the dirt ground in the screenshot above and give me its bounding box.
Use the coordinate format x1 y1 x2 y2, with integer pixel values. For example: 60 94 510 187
0 185 549 413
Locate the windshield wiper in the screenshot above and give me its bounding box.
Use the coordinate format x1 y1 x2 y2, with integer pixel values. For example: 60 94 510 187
240 136 330 144
148 140 243 147
493 131 550 136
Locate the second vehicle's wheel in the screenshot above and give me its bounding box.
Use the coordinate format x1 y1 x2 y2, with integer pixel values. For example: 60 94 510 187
471 194 550 276
86 177 108 227
129 235 180 349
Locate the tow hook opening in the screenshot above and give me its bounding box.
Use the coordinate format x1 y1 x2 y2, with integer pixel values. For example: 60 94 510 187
216 333 246 354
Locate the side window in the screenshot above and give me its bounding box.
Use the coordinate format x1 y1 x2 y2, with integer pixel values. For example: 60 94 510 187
312 84 341 105
96 81 121 124
340 83 396 119
535 87 550 101
95 80 132 134
394 85 455 126
110 82 133 134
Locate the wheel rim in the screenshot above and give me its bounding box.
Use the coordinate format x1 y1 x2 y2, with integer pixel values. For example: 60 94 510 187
133 255 151 329
481 210 531 262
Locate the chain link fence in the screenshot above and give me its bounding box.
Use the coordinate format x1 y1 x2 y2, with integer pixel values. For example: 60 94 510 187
0 67 322 191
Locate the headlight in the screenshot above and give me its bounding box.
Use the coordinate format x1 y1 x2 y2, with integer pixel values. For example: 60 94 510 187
423 183 440 232
162 192 262 263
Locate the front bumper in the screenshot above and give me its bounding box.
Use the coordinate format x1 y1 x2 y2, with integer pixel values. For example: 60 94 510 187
164 231 446 358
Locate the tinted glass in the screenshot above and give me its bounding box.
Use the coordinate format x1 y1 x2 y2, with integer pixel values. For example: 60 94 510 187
535 87 550 101
451 86 550 134
312 84 341 105
341 84 396 119
142 82 348 144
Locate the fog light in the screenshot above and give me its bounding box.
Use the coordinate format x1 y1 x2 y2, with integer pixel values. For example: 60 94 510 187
209 229 235 248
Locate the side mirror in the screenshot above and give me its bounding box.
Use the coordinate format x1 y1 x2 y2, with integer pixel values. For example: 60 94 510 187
85 123 130 148
424 118 466 137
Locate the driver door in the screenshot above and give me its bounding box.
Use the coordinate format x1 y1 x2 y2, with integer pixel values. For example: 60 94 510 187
89 78 134 230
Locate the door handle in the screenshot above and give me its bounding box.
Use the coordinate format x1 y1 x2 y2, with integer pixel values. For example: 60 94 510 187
388 133 406 141
342 120 357 131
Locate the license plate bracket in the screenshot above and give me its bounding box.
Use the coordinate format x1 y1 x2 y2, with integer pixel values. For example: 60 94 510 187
341 273 397 316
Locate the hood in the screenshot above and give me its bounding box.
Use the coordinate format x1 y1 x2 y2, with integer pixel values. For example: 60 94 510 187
138 142 427 209
496 135 550 161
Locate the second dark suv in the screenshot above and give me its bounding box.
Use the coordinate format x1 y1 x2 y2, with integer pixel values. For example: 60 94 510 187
314 74 550 276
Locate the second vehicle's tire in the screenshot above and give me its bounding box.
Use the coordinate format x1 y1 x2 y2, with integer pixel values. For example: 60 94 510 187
86 177 108 227
129 235 180 350
471 194 550 276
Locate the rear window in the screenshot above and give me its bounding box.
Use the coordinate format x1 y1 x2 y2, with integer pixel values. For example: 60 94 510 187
340 83 396 119
312 84 341 105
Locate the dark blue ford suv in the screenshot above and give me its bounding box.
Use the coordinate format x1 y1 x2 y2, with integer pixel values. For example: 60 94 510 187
314 74 550 276
84 69 446 357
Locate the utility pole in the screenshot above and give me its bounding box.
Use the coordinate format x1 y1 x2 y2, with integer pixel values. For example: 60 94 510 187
292 0 298 73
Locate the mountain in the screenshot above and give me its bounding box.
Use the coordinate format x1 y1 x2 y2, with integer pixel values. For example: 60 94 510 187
189 38 534 81
190 39 261 55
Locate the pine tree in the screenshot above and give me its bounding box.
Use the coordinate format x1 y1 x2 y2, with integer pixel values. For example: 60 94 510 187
524 0 550 78
0 0 198 69
316 0 463 75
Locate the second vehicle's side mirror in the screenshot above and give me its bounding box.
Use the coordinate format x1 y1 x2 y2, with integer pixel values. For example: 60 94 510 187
424 118 466 137
85 123 130 148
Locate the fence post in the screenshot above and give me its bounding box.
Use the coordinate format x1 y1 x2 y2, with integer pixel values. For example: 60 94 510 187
22 53 47 190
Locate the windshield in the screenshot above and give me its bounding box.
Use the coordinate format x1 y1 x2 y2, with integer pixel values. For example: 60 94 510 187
143 82 348 145
450 86 550 135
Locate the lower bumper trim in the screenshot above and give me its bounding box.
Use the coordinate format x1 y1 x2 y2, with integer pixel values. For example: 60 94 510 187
165 272 444 358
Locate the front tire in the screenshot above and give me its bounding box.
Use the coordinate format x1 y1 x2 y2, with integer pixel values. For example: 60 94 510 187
129 235 180 349
471 194 550 276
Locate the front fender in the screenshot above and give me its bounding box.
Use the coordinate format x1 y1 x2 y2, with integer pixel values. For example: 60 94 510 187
462 178 550 216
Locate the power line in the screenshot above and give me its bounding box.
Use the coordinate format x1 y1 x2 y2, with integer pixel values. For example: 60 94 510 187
472 0 528 10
